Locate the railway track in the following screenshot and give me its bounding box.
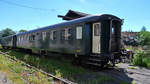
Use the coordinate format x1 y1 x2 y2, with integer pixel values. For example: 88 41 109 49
0 51 76 84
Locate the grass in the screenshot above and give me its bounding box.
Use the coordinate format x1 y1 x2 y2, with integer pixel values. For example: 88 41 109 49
0 48 90 81
0 53 53 84
125 46 150 68
133 50 150 68
0 63 26 84
0 46 130 84
132 80 136 84
125 46 143 52
128 66 138 69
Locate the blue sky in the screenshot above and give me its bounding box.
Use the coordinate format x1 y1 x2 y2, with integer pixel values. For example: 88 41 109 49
0 0 149 32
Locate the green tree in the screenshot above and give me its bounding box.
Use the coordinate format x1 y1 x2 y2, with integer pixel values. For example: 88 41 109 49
19 29 27 33
1 28 16 37
138 30 150 46
141 26 147 31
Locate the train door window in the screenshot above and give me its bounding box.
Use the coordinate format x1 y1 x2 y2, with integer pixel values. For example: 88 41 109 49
94 23 100 36
112 25 115 38
76 26 82 39
112 24 115 35
42 32 46 40
112 27 114 34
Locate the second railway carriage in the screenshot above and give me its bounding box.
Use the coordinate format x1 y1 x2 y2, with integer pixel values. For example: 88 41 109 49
1 14 123 67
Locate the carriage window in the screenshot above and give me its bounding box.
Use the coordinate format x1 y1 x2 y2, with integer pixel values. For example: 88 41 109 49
61 30 65 40
32 35 35 40
50 31 53 40
68 28 72 40
26 35 28 40
94 23 100 36
24 35 26 40
37 32 39 35
61 28 72 40
29 34 33 41
29 35 31 40
22 36 24 41
23 35 25 40
29 36 30 40
42 32 46 40
20 36 21 42
76 26 82 39
26 34 28 40
18 37 20 42
50 30 57 40
20 36 23 42
19 36 21 42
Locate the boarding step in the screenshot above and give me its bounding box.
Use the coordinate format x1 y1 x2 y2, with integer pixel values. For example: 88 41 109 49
90 54 100 56
89 56 106 61
89 54 104 58
88 58 103 62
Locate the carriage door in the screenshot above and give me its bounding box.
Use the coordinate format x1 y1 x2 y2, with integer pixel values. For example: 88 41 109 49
92 22 101 53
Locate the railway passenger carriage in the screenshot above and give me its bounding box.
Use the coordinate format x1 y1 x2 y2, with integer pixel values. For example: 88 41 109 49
1 14 123 67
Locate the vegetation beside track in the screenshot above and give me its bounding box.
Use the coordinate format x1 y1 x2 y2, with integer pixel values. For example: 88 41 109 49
125 46 150 68
0 45 130 84
0 51 53 84
133 50 150 68
0 45 90 82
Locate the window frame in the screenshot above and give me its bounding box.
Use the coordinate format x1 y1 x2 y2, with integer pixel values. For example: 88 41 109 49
94 23 101 36
76 26 83 39
60 28 72 40
50 30 57 40
42 32 47 41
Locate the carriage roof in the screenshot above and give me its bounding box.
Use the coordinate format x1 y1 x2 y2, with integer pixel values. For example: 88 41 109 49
5 14 122 37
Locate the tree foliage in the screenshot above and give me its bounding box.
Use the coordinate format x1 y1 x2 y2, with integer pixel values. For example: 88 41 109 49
0 28 16 37
138 27 150 46
19 29 27 33
133 50 150 68
141 26 147 31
